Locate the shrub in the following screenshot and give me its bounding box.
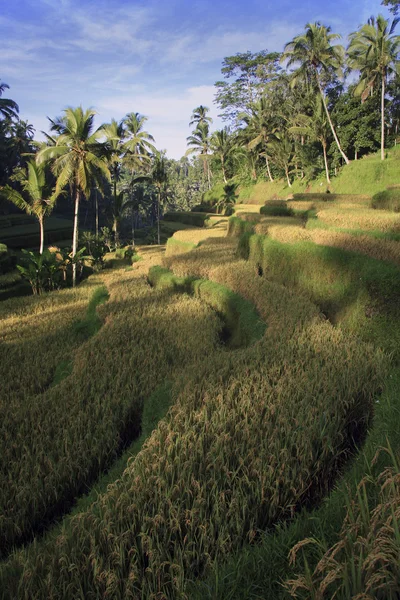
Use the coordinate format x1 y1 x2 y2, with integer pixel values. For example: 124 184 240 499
372 188 400 212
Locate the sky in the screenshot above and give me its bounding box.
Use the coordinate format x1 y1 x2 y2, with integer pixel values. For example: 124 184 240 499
1 0 392 159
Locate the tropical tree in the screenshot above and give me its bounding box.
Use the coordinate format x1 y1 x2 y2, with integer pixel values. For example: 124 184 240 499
348 15 400 160
122 112 156 170
189 105 213 127
186 122 212 188
216 182 238 214
210 128 236 183
282 22 350 164
150 153 168 245
238 97 278 182
267 134 296 187
0 81 19 120
289 96 332 183
102 118 126 199
1 161 59 253
37 107 110 286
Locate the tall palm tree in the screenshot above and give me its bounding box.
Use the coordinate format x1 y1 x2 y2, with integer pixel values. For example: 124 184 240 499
239 97 278 182
282 22 350 165
348 15 400 160
289 96 332 183
189 105 213 127
210 128 236 183
186 122 212 188
1 161 59 253
267 134 296 187
0 81 19 120
37 107 110 286
122 112 156 170
148 153 169 245
102 118 126 200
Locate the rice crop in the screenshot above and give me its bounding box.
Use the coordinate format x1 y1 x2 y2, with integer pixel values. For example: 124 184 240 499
286 447 400 599
0 300 383 599
316 208 400 233
266 224 400 268
0 257 222 555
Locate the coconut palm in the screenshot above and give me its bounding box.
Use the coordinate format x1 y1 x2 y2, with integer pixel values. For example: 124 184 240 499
0 81 19 120
288 96 332 183
122 112 156 170
282 22 350 165
189 105 213 127
37 107 110 286
210 128 236 183
267 134 296 187
348 15 400 160
1 161 59 253
150 153 168 245
238 97 278 182
186 122 212 188
102 118 126 199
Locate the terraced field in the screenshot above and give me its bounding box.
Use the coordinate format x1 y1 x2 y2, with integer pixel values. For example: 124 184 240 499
1 190 400 599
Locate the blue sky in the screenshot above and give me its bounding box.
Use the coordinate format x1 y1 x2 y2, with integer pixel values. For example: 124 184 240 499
2 0 391 158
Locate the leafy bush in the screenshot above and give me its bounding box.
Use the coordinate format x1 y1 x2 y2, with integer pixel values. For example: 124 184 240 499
372 188 400 212
17 249 63 294
80 231 107 270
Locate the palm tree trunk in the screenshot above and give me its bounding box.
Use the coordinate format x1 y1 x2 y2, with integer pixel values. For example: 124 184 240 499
95 189 99 239
322 141 331 184
221 157 227 183
265 154 274 182
316 76 350 165
72 188 80 287
381 75 385 161
285 165 292 188
39 216 44 255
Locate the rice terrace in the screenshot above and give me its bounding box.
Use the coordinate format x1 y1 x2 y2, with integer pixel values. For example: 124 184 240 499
1 0 400 598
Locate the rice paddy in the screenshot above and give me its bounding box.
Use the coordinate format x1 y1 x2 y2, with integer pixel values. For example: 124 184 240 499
1 188 400 599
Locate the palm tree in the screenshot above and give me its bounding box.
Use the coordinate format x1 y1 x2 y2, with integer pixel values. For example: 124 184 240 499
189 105 213 127
186 122 212 188
122 112 156 170
239 97 278 182
267 134 296 187
282 22 350 165
37 107 110 286
1 161 59 253
0 81 19 120
348 15 400 160
150 153 168 245
289 96 332 183
102 118 126 200
210 128 236 183
216 182 238 214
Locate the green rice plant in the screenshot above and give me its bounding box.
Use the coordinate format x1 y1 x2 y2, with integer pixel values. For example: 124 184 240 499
260 200 294 217
286 447 400 599
372 188 400 212
0 317 383 599
149 265 266 348
316 207 400 232
163 211 211 227
0 258 222 556
227 216 255 237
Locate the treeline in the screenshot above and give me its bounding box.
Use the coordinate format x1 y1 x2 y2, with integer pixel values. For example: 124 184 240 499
187 16 399 190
